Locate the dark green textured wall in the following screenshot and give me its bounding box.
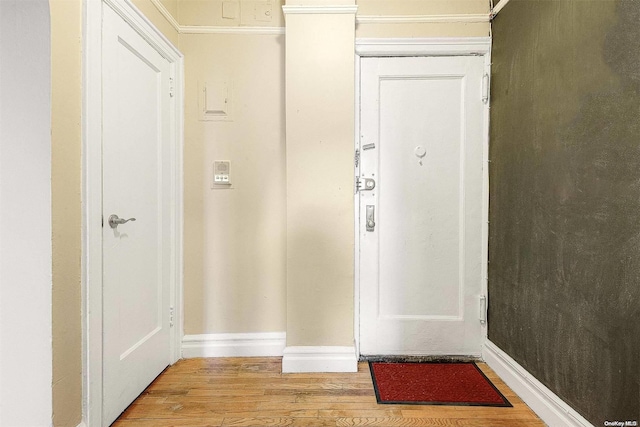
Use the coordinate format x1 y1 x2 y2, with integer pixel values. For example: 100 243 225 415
489 0 640 424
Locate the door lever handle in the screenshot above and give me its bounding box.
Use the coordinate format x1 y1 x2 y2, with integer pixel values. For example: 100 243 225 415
108 214 136 229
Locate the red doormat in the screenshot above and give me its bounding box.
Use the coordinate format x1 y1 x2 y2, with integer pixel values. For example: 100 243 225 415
369 361 511 407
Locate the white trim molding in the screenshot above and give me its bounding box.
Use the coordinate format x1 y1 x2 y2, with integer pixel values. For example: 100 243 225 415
491 0 512 19
357 14 490 25
149 0 180 32
147 1 491 36
356 37 491 57
110 0 182 58
483 341 594 427
282 346 358 373
147 0 285 35
282 5 358 15
182 332 286 358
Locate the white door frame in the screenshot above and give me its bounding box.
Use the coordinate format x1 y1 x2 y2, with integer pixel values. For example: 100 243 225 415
83 0 184 424
354 38 491 357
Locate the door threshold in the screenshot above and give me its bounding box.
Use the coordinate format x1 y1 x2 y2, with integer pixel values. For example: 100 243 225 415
360 355 482 363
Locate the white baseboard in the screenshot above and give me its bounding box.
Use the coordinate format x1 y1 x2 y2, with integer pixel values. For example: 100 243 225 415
483 340 594 427
282 346 358 373
76 422 87 427
181 332 286 358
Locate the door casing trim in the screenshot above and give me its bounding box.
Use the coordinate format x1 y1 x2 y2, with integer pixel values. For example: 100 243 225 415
83 0 184 425
354 37 491 357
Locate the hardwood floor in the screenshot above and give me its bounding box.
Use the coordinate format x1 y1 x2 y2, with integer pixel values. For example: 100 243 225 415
113 357 545 427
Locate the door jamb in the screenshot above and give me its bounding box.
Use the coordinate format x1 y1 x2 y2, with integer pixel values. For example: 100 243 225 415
353 37 492 357
83 0 184 424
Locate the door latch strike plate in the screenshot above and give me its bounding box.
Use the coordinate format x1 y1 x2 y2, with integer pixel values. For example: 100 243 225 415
479 295 487 324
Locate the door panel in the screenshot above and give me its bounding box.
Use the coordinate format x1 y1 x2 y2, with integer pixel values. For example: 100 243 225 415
359 56 485 356
102 4 172 425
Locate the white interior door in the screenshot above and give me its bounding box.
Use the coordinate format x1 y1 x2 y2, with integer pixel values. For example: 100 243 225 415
102 4 172 424
359 56 486 356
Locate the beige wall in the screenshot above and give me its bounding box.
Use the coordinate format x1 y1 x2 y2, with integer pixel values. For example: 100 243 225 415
160 0 179 18
175 0 490 37
284 9 356 347
355 23 488 38
50 1 82 425
178 0 285 27
49 1 179 425
182 33 287 334
177 0 489 343
355 0 490 37
357 0 488 15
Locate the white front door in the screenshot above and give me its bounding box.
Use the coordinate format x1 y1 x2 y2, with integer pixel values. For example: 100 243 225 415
359 56 486 356
102 4 173 424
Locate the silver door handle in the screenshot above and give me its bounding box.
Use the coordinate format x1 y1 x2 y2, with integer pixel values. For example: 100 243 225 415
108 214 136 229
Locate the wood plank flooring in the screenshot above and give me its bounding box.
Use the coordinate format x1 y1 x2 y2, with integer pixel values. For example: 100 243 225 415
113 357 545 427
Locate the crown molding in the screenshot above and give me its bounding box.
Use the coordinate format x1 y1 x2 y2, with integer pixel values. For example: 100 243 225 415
147 0 284 35
148 1 488 36
148 0 180 32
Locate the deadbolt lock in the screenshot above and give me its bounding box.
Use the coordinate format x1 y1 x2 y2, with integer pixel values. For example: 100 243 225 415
357 177 376 192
